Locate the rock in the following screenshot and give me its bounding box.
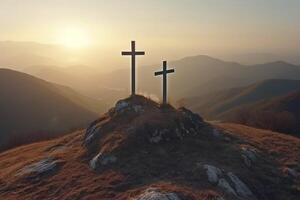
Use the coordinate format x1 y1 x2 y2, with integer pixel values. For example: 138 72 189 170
217 178 237 196
175 128 183 140
212 129 223 139
227 172 253 197
203 165 253 198
241 146 257 167
179 123 186 135
85 125 101 146
114 100 144 115
134 187 181 200
224 137 231 142
179 107 203 124
133 105 144 113
242 155 252 168
90 153 117 170
149 130 164 144
241 147 257 161
17 158 60 176
45 144 66 154
203 164 222 184
283 167 298 178
178 107 204 132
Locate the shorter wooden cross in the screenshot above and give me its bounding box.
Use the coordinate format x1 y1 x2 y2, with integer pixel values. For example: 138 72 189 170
154 61 175 105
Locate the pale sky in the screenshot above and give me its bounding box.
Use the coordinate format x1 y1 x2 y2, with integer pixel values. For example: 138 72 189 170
0 0 299 64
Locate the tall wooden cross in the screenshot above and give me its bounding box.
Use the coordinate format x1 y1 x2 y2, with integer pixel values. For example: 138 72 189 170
154 61 175 104
121 41 145 96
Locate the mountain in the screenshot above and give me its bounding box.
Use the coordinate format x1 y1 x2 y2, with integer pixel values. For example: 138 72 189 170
181 79 300 118
101 55 300 102
10 54 300 106
227 90 300 136
181 79 300 136
0 96 299 200
0 68 107 151
0 41 67 68
22 65 127 105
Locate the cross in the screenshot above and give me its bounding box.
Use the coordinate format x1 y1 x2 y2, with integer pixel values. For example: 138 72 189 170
121 41 145 96
154 61 175 105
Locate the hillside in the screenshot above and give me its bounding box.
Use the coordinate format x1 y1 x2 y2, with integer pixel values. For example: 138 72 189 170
0 96 299 200
182 79 300 119
226 90 300 136
0 68 106 151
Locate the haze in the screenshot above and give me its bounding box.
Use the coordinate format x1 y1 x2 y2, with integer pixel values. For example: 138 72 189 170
0 0 300 71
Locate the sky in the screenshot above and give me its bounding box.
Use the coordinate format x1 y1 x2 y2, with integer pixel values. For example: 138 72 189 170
0 0 299 66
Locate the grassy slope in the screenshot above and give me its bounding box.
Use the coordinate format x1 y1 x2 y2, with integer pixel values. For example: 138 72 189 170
0 123 299 200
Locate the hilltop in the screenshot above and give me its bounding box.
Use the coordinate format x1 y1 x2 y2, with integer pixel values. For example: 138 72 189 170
0 68 106 151
0 95 299 200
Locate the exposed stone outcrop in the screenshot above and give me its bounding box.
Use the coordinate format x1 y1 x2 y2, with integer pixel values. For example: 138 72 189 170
212 129 223 139
203 164 254 198
283 167 299 179
134 187 181 200
227 172 253 197
85 124 101 146
111 99 145 116
203 164 222 184
90 153 117 170
217 178 237 196
16 157 62 177
241 146 258 168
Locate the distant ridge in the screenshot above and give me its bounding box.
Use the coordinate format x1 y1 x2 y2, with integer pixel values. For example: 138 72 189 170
182 79 300 135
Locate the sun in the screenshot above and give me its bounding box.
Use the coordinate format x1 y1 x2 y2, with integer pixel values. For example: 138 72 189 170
57 27 91 49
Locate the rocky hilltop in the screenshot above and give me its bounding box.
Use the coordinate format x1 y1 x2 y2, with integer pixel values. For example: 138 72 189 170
0 95 299 200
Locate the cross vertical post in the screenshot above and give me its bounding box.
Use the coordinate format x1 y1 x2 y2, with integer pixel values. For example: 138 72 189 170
154 61 175 105
121 41 145 96
162 61 167 104
131 41 136 96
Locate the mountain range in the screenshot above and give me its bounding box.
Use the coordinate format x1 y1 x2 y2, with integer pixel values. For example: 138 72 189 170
2 41 300 105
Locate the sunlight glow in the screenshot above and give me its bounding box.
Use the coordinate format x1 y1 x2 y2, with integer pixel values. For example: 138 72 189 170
57 27 91 49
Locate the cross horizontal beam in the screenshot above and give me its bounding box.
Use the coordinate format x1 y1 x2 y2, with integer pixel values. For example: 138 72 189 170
122 51 145 56
154 61 175 105
154 69 175 76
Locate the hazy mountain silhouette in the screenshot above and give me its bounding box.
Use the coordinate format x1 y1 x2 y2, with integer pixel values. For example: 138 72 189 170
4 50 300 105
227 89 300 136
0 68 106 151
182 79 300 135
100 55 300 101
0 41 66 68
182 79 300 118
